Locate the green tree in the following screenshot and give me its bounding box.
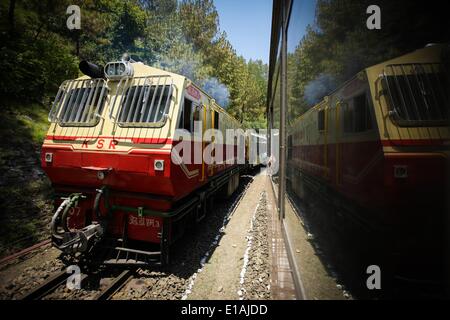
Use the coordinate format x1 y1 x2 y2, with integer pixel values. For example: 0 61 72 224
179 0 219 52
0 0 268 129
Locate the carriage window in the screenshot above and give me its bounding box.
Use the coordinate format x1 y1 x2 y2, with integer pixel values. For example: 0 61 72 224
118 84 172 125
318 109 325 131
354 93 372 132
213 111 219 130
52 79 107 126
193 105 201 123
178 98 193 131
343 102 354 133
343 93 372 133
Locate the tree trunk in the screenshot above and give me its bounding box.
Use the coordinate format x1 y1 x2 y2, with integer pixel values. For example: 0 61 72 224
8 0 16 37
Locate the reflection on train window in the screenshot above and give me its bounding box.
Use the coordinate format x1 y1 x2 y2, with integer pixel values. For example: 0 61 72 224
287 136 293 160
354 94 372 132
318 109 325 131
118 84 172 124
343 102 353 133
58 82 107 126
343 93 372 133
383 63 450 126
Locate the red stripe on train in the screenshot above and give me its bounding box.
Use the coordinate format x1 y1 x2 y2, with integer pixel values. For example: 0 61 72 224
46 135 172 145
382 139 449 147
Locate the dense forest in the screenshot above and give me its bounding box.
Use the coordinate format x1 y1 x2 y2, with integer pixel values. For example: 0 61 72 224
287 0 450 121
0 0 268 129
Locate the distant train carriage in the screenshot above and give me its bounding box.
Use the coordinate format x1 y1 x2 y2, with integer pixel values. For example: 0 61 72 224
287 44 450 281
41 58 255 265
246 131 268 168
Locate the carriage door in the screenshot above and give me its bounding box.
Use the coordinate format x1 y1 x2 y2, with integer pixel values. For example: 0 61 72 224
192 103 207 182
209 109 219 177
335 100 342 186
321 99 329 180
318 106 327 180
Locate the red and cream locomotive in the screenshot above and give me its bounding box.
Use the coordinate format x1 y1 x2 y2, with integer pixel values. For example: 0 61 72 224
41 58 252 265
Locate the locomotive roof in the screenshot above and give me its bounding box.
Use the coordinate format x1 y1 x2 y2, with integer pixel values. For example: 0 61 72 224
76 61 236 123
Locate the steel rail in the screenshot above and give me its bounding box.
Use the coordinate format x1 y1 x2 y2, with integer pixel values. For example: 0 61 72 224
20 270 69 300
94 269 134 300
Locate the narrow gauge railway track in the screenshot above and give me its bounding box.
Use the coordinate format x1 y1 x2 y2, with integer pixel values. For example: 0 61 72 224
94 270 134 300
20 269 134 300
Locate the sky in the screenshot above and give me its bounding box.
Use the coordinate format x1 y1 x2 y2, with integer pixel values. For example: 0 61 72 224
214 0 273 64
214 0 317 64
287 0 317 53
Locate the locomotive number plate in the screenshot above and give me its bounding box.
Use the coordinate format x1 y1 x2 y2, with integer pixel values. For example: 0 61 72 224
128 215 160 228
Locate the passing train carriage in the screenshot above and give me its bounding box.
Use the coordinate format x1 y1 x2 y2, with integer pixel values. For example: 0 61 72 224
41 58 251 265
287 44 450 282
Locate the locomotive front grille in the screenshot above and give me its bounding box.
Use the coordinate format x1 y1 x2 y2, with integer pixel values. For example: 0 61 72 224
49 78 108 127
109 75 174 129
382 63 450 127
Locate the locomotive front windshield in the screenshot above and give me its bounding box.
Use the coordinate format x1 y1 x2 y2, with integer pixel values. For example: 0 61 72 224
117 84 173 125
382 63 450 126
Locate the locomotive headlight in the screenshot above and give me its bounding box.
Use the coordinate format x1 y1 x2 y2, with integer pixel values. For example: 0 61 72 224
104 61 133 80
154 160 165 171
106 64 116 76
394 165 408 179
45 152 53 163
118 63 125 74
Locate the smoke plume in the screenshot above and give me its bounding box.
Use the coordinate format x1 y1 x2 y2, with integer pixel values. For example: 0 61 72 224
155 52 230 108
200 77 230 108
304 73 336 105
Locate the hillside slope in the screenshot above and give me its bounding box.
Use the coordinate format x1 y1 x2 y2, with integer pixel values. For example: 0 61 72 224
0 102 53 257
